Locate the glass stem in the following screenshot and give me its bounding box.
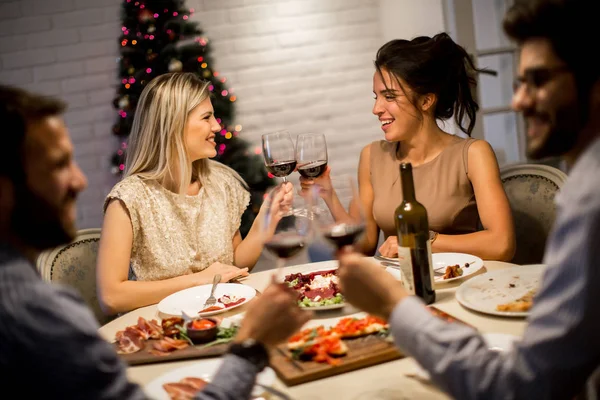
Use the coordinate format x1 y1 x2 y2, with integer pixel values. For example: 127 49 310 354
275 257 285 283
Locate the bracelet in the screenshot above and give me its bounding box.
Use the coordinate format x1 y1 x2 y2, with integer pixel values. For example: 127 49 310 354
429 230 438 243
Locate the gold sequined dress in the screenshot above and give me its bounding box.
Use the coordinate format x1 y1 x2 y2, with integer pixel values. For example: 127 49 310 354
104 166 250 281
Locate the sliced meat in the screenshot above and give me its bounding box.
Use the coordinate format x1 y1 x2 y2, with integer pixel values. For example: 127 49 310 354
304 287 335 301
115 329 144 354
180 377 208 391
162 382 199 400
137 317 163 339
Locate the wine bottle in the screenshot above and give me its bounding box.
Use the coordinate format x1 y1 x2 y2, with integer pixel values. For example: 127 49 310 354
394 162 436 304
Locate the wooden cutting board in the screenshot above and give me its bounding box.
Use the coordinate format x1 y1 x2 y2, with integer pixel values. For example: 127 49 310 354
270 306 471 386
115 340 230 366
270 333 403 386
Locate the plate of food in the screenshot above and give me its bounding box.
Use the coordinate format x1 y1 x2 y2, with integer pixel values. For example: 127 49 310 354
455 264 546 317
157 283 256 317
383 252 484 283
432 252 484 283
284 268 345 310
144 358 276 400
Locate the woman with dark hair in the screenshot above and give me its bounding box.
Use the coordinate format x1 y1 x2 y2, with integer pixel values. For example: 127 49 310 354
303 33 515 261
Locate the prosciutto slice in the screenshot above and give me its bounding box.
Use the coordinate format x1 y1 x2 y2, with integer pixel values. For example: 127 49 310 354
137 317 163 339
115 328 144 354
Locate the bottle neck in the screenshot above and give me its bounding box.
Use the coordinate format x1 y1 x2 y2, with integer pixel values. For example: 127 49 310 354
400 165 416 202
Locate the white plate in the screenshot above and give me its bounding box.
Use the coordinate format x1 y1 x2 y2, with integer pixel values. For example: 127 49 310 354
456 264 546 317
432 252 484 283
144 358 276 399
157 283 256 317
382 253 484 284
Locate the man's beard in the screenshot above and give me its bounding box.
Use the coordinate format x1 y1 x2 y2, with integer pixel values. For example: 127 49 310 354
525 101 582 160
10 183 77 251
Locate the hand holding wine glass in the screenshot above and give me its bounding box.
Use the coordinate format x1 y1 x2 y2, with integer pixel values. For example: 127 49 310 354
262 131 296 183
312 175 366 250
296 133 328 179
261 185 313 282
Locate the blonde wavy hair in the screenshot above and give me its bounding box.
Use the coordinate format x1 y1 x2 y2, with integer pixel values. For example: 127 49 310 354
124 72 241 194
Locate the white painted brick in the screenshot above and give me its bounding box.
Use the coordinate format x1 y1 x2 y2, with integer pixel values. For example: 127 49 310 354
60 93 88 110
51 8 106 28
0 68 33 85
61 72 112 94
0 35 25 53
80 22 120 42
75 155 100 174
233 35 277 52
0 2 21 20
103 6 119 23
34 61 84 81
74 0 116 10
27 28 79 49
20 0 75 15
55 40 115 62
93 121 114 138
87 87 114 106
74 136 115 157
229 5 275 24
84 55 118 74
0 16 51 36
68 123 94 143
22 80 61 96
190 9 228 28
1 48 55 69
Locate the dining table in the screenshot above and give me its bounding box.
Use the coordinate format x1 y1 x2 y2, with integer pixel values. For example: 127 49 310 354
99 257 527 400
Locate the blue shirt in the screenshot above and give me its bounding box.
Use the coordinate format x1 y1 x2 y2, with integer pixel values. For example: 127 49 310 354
0 245 258 399
390 137 600 399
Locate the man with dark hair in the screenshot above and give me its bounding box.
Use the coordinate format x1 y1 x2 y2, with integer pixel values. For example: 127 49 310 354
334 0 600 398
0 85 310 399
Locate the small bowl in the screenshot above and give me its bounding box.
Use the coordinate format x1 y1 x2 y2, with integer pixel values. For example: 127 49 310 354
186 317 219 344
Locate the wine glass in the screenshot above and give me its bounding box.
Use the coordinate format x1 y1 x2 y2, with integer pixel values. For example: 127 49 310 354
261 130 296 183
296 133 328 179
261 185 314 281
311 175 366 250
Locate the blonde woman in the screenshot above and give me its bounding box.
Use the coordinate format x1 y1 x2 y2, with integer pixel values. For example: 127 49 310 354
97 72 291 315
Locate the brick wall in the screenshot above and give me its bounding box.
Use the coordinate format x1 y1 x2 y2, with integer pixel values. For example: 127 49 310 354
0 0 385 230
0 0 120 229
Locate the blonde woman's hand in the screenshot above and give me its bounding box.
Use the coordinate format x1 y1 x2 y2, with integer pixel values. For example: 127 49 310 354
199 262 249 283
260 182 294 239
378 236 398 258
299 166 333 202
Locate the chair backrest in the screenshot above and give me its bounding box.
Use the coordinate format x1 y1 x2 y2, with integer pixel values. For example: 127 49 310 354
36 228 112 326
500 163 567 265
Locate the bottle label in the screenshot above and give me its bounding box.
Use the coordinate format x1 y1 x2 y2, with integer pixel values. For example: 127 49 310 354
397 245 415 295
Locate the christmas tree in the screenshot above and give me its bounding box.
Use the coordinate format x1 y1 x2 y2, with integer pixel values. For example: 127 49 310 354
111 0 273 236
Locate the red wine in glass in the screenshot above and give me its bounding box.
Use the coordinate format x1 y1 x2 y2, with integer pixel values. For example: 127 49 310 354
322 223 365 249
264 232 306 258
297 160 328 179
266 160 297 178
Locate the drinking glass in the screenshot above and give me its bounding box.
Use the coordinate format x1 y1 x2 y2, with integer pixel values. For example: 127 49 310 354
311 175 366 250
261 131 296 183
261 185 314 281
296 133 328 179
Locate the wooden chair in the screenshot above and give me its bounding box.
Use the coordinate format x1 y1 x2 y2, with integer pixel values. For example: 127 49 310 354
36 228 113 325
500 163 567 265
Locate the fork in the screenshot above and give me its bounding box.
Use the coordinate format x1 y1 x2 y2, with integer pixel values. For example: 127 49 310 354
203 274 221 308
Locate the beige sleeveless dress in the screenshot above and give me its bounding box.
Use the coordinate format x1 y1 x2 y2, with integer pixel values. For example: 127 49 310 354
104 165 250 281
370 138 480 239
